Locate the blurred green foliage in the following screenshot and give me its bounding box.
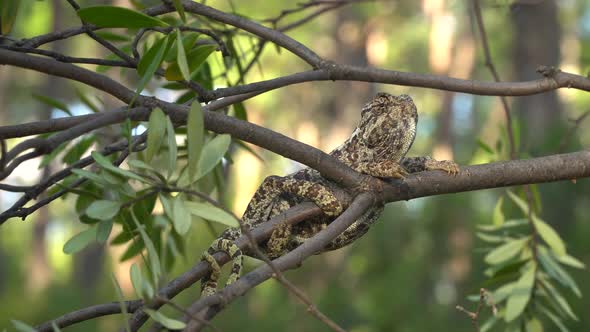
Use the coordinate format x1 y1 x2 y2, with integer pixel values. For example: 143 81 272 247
1 1 590 331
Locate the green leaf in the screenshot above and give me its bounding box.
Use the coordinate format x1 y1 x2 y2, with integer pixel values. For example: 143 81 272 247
187 102 204 181
172 196 191 234
93 31 131 42
540 277 578 320
493 197 504 226
92 151 150 184
556 254 586 269
233 102 248 121
476 232 504 243
185 201 238 227
39 141 68 168
491 281 517 304
525 317 543 332
477 218 528 231
146 108 167 163
165 116 178 178
10 320 37 332
119 239 144 261
86 200 121 220
130 263 144 299
538 303 571 332
75 89 102 113
136 34 172 96
62 136 95 165
171 0 186 22
165 44 216 81
504 262 536 322
72 168 108 187
144 309 187 330
51 321 63 332
77 6 168 28
63 227 97 254
33 94 72 116
175 29 191 82
1 0 20 34
507 190 529 215
96 219 114 243
532 215 566 256
111 274 131 332
477 139 494 154
484 237 528 265
131 211 161 282
159 194 174 221
197 134 231 180
538 247 581 297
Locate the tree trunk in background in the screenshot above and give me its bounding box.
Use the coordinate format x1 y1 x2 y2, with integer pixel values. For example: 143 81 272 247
511 0 562 149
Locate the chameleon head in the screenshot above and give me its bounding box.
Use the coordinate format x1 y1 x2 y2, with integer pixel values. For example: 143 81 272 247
358 93 418 160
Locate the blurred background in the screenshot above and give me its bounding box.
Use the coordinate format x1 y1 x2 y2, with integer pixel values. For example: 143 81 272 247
1 0 589 331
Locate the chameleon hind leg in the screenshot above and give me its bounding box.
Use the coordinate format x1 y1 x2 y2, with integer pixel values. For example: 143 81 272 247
244 175 344 257
200 238 243 297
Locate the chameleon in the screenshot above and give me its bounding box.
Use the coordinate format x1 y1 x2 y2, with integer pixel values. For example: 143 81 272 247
200 93 459 296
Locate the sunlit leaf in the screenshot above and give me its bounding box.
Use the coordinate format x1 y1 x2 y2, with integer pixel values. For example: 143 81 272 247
72 168 109 187
525 317 543 332
187 102 204 181
484 237 528 265
185 201 238 227
63 227 97 254
538 247 581 297
143 309 187 330
86 200 121 220
477 219 528 231
556 254 586 269
196 134 231 180
532 215 566 256
504 262 536 322
77 6 168 28
146 108 167 163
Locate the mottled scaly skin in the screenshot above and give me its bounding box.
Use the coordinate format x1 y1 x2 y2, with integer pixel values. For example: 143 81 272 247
200 93 459 296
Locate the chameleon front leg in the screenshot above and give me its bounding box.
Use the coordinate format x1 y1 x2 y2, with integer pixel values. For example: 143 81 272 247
401 156 460 175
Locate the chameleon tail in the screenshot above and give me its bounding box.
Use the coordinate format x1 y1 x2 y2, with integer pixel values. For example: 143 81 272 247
200 238 243 297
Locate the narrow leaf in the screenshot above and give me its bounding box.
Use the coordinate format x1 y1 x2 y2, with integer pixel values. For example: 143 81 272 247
493 197 504 226
131 211 161 282
92 151 150 183
130 263 144 299
171 0 186 22
143 309 187 330
175 29 191 82
185 201 238 227
187 102 204 181
33 94 72 116
146 108 167 162
504 263 536 322
86 200 121 220
196 134 231 180
10 320 37 332
532 215 566 256
136 34 172 96
77 6 168 28
96 219 114 243
172 196 191 234
484 237 528 265
63 227 97 254
507 190 529 215
62 136 95 165
111 274 131 332
165 116 178 178
165 44 216 81
556 254 586 269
